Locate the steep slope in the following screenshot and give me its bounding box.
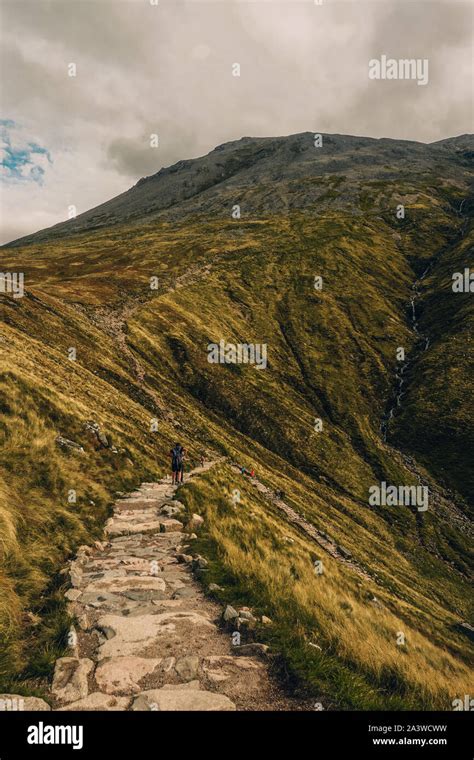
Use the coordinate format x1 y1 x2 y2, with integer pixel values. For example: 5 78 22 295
0 132 472 709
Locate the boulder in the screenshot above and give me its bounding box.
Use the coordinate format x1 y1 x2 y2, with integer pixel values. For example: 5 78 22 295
160 519 183 533
65 589 82 602
175 655 200 682
192 556 208 570
55 436 84 454
238 609 256 622
52 658 94 704
176 553 193 564
188 513 204 531
233 643 270 658
160 504 182 518
223 605 239 622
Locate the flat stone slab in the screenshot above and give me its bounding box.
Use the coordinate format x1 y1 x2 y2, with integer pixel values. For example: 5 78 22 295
85 576 166 594
52 658 94 704
115 499 164 512
97 611 215 642
80 591 141 611
132 688 236 711
117 558 159 572
172 586 199 600
95 656 162 695
106 520 165 537
82 569 127 581
58 693 131 711
203 655 265 677
201 656 268 699
96 612 216 659
122 589 167 602
112 548 169 559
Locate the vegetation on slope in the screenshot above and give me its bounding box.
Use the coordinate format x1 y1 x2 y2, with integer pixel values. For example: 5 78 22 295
178 463 472 710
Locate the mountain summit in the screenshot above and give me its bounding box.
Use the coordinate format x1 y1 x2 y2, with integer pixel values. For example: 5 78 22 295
5 132 473 246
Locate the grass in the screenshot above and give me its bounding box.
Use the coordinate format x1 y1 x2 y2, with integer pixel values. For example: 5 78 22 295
178 464 472 710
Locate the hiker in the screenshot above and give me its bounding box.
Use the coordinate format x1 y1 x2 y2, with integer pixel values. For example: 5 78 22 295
170 442 185 485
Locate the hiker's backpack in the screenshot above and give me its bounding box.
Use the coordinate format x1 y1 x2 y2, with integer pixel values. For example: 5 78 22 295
172 446 183 467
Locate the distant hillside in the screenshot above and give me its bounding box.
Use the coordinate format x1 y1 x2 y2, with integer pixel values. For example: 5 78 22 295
0 132 472 709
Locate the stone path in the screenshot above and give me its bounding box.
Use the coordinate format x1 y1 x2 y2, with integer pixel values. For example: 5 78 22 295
37 464 306 711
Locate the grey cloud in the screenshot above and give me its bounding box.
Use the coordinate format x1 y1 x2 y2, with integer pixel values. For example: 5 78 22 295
106 123 199 178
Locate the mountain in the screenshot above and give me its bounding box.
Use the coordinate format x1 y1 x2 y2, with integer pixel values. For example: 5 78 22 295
1 132 473 709
6 132 473 245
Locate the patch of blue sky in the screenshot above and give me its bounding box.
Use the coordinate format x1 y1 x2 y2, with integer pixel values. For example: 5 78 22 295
1 121 52 185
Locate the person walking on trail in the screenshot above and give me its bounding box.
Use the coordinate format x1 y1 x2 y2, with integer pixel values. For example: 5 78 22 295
170 442 185 485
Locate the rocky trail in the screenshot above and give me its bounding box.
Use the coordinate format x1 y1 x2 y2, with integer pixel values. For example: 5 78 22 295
231 464 374 583
7 463 310 712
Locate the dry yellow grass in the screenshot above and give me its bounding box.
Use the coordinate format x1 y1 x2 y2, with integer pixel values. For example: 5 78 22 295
179 464 472 709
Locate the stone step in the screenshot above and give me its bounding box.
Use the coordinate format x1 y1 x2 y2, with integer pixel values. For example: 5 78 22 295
58 693 131 711
132 687 236 711
115 499 165 512
105 520 167 537
85 576 167 595
95 656 163 695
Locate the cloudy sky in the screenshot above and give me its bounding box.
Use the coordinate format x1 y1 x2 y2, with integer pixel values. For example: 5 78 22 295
1 0 472 244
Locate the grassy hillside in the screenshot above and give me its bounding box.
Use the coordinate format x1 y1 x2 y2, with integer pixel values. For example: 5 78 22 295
0 156 472 707
177 463 472 710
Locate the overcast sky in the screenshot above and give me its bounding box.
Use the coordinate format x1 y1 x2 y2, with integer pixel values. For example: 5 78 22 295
0 0 472 243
